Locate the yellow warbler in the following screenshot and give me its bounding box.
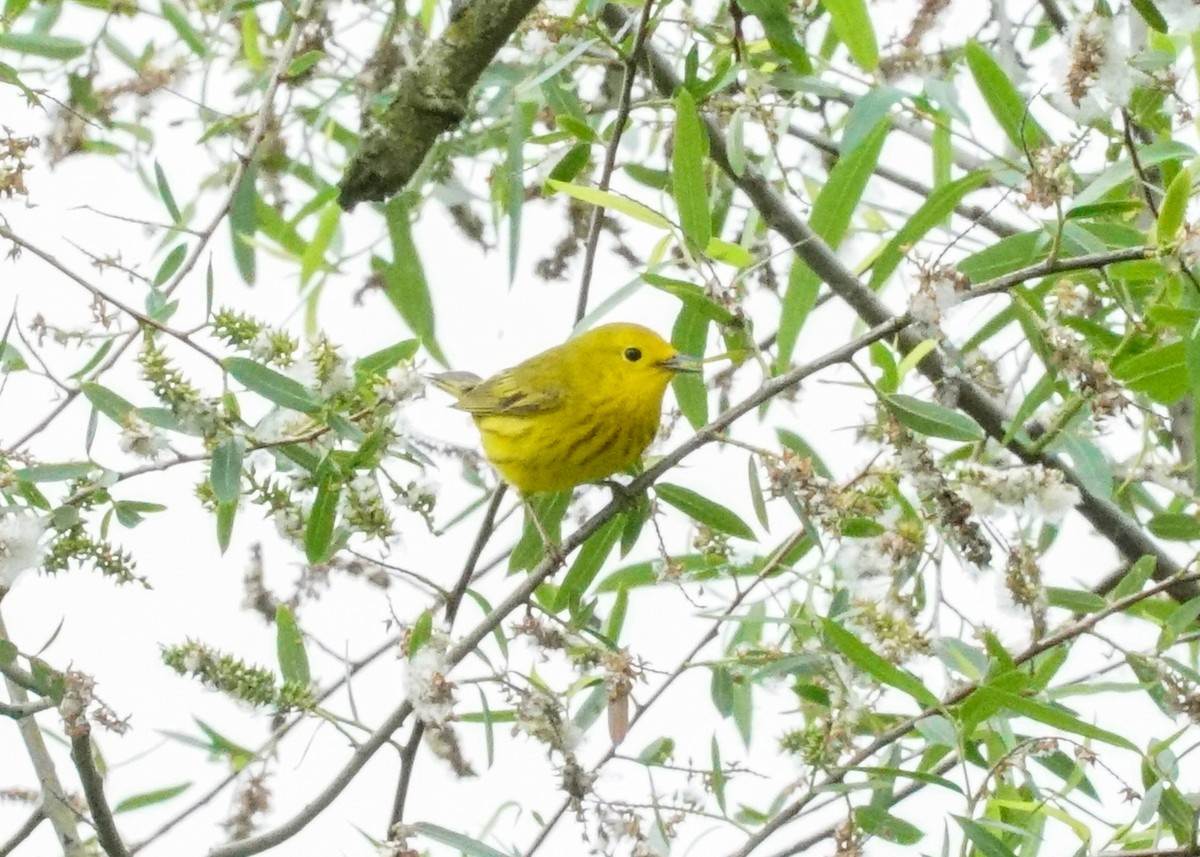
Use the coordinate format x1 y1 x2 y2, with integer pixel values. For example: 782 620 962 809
431 322 701 495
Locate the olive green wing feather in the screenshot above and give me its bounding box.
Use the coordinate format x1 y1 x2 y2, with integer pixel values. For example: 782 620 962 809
438 367 565 416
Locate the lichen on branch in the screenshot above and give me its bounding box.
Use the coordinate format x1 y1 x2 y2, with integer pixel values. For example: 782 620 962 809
338 0 541 209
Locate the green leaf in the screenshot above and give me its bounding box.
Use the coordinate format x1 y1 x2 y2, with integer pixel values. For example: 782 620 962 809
210 438 243 505
305 471 340 564
300 200 341 287
154 161 182 223
509 491 570 572
285 49 323 78
113 782 191 814
854 806 923 845
637 736 675 765
1072 141 1194 209
748 456 769 531
671 305 709 430
160 0 206 56
1131 0 1169 33
1156 165 1193 244
1113 341 1188 403
958 230 1049 281
1159 596 1200 651
776 122 887 370
1045 587 1106 613
408 609 433 657
645 274 735 324
736 0 811 73
545 179 672 229
964 41 1047 151
354 340 420 377
656 483 755 540
704 236 754 267
841 87 904 153
547 143 591 184
822 619 939 707
275 605 311 686
215 500 236 554
883 394 984 442
1109 555 1156 601
1148 513 1200 541
15 462 96 483
0 32 86 59
153 244 187 287
554 514 625 612
229 165 257 285
969 686 1138 750
672 87 711 248
824 0 878 71
955 817 1018 857
380 196 447 366
82 382 135 421
225 357 321 413
412 822 510 857
870 171 991 289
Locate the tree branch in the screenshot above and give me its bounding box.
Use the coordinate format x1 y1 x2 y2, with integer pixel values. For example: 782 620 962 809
70 732 129 857
0 806 45 857
0 614 84 856
387 485 506 832
575 0 657 322
338 0 542 208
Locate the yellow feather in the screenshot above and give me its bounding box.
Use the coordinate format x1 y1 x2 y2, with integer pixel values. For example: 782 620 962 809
430 322 700 494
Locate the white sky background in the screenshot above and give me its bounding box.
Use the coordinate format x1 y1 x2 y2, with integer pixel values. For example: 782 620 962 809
1 1 1197 855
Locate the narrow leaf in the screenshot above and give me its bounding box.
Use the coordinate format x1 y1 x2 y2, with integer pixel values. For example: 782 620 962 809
275 605 311 686
672 87 711 248
225 357 321 413
656 483 756 540
884 394 984 442
823 619 939 707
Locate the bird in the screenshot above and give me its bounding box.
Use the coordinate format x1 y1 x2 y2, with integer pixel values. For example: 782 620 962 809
429 322 701 496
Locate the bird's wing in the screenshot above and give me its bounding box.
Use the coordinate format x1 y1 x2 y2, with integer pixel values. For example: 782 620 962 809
451 366 565 416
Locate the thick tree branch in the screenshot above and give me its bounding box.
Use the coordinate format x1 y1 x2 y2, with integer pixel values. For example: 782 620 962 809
0 614 84 856
603 1 1197 602
70 732 129 857
338 0 541 208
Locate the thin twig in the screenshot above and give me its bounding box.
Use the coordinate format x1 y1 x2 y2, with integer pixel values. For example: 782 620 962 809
70 732 129 857
574 0 657 323
0 224 222 366
0 806 46 857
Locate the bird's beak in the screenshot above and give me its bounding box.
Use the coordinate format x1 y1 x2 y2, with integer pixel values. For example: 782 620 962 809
660 353 703 374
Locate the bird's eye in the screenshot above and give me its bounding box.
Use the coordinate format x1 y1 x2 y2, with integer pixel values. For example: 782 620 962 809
624 347 642 362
